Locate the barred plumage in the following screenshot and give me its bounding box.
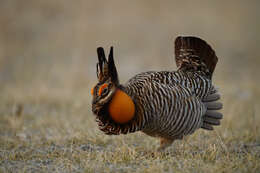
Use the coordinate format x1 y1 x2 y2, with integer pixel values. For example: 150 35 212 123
91 36 223 150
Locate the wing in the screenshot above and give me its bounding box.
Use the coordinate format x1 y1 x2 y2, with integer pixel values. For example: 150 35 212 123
138 79 206 138
160 82 206 137
170 92 206 138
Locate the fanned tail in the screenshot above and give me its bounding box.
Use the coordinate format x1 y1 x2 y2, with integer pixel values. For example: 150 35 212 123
175 36 218 79
201 88 223 130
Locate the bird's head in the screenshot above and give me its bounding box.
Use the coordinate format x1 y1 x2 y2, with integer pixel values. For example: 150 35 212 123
91 47 135 127
91 47 119 115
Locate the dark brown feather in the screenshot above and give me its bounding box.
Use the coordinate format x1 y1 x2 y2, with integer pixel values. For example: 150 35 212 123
175 36 218 79
96 47 107 81
108 47 119 85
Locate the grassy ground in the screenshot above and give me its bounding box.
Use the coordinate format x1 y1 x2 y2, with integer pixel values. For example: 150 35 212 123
1 1 260 172
0 79 259 173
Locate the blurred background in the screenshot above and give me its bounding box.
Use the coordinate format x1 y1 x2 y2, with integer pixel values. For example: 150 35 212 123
1 1 260 171
0 0 259 104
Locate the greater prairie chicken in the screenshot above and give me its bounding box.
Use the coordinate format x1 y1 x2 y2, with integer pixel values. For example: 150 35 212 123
91 36 223 150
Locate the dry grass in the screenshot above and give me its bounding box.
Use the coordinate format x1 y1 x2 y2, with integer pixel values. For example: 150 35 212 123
0 1 260 172
0 80 259 173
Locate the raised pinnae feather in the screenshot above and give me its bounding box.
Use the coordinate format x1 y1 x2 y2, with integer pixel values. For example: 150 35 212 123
108 47 119 84
97 47 107 73
96 47 107 81
96 47 119 84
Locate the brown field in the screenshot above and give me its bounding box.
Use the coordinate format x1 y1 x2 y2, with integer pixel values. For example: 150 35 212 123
0 1 260 172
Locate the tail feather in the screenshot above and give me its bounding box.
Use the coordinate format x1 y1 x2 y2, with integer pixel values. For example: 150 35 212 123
175 36 218 79
201 123 214 130
205 110 223 119
204 116 221 126
201 90 223 130
204 102 223 110
202 93 221 102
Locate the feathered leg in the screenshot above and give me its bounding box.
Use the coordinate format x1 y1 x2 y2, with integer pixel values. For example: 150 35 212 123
157 138 174 151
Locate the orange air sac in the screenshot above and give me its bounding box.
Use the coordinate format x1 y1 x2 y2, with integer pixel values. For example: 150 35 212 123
108 89 135 124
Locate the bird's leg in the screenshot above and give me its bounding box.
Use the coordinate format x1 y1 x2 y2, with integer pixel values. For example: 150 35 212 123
157 138 174 151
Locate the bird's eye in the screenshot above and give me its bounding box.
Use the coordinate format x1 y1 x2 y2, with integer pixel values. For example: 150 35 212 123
98 83 108 96
102 87 109 95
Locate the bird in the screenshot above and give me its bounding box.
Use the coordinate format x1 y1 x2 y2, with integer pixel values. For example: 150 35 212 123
91 36 223 151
